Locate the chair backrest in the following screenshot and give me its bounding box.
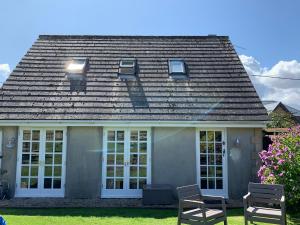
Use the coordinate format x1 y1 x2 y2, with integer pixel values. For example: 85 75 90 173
248 182 284 205
177 184 202 200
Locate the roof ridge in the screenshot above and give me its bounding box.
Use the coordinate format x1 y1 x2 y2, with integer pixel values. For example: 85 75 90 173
38 34 229 40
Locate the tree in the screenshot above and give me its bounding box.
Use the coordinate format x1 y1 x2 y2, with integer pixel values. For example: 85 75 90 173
267 111 296 128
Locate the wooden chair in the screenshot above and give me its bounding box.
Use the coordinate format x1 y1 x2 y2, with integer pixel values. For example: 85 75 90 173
177 184 227 225
243 182 286 225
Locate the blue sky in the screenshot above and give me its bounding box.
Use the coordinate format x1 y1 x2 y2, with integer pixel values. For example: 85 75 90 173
0 0 300 107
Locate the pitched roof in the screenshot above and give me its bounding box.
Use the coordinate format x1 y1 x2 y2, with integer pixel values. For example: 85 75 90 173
262 100 300 118
0 35 268 121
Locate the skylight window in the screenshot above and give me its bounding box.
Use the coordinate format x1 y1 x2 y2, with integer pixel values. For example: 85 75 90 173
169 59 186 74
118 59 136 80
66 58 88 74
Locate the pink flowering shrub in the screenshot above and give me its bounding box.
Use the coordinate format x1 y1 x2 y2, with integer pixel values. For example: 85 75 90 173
258 125 300 207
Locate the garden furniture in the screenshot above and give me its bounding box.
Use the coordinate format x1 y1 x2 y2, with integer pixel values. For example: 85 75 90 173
243 182 286 225
177 184 227 225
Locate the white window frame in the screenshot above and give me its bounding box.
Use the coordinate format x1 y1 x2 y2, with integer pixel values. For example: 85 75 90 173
101 127 151 198
15 127 67 197
66 57 88 74
195 128 228 198
119 59 136 68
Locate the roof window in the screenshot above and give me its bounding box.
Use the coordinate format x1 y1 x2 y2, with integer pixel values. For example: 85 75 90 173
118 59 136 80
66 57 88 74
169 59 186 74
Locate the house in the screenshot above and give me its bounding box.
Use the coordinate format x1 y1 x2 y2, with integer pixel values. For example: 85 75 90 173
262 100 300 124
0 35 268 202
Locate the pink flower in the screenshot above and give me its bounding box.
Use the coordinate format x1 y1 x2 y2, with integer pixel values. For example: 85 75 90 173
279 172 284 177
278 159 285 165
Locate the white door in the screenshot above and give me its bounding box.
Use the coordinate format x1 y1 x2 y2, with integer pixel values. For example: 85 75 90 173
196 128 228 198
101 128 151 198
15 128 67 197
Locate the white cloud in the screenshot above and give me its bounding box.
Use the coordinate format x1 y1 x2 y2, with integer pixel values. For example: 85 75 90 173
239 55 300 109
0 64 10 84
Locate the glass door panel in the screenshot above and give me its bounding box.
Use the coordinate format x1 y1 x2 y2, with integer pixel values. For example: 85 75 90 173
20 129 40 189
198 129 227 197
105 130 125 190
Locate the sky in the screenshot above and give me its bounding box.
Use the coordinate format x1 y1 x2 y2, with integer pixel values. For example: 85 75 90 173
0 0 299 108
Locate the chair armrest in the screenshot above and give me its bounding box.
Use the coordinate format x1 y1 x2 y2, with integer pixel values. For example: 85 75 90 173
202 195 224 201
243 192 251 208
280 196 286 208
181 199 205 207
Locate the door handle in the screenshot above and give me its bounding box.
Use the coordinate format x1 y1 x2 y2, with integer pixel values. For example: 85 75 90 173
222 149 226 157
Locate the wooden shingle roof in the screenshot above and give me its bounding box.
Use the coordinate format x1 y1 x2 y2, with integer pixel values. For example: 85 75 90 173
0 35 268 121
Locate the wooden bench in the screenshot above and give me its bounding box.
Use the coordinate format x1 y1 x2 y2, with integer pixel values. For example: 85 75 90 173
177 184 227 225
243 182 286 225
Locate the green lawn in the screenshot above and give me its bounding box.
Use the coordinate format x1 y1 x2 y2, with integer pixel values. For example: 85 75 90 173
0 208 299 225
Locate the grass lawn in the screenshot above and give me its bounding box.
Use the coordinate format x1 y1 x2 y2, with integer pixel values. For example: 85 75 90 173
0 208 299 225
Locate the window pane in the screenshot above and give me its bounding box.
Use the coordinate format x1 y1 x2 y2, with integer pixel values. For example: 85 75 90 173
54 166 62 176
138 179 146 189
106 167 114 177
32 130 40 141
107 143 115 152
208 178 215 189
30 178 38 188
23 130 31 140
22 142 30 152
31 142 39 153
55 130 63 141
22 154 30 164
200 131 206 141
44 166 52 176
139 154 147 165
216 166 223 177
130 142 138 153
107 154 115 165
208 143 214 153
215 131 222 142
170 60 184 73
53 179 61 189
108 131 115 141
215 143 222 154
207 131 214 142
200 166 207 177
208 166 215 177
200 143 207 153
55 143 62 153
54 154 62 164
115 167 123 177
139 167 147 177
130 131 138 141
46 130 54 141
208 155 215 165
216 155 222 165
44 178 52 189
116 143 124 153
200 155 207 165
139 143 147 153
116 154 124 165
130 154 138 165
115 179 123 189
139 131 147 141
106 179 114 189
21 166 29 176
31 166 38 176
130 166 138 177
21 178 29 188
130 179 137 189
216 179 223 189
45 154 53 164
117 131 124 141
201 179 207 189
46 142 53 153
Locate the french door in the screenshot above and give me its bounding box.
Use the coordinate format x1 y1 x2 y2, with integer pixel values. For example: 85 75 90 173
196 128 228 197
101 128 151 198
15 127 67 197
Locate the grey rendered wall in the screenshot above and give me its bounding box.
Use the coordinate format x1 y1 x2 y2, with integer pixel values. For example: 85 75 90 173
1 127 18 198
227 128 262 199
65 127 102 198
152 127 196 192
